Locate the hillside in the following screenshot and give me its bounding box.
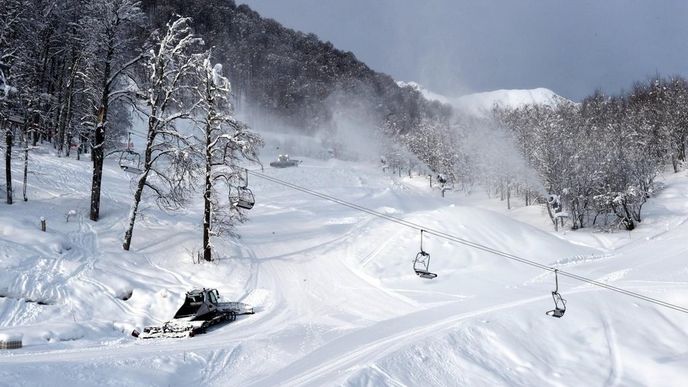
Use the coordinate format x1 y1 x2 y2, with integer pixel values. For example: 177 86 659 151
140 0 451 134
0 132 687 385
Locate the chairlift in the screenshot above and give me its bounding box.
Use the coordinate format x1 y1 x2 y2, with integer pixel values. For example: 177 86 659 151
546 269 567 318
119 150 142 174
230 169 255 210
413 230 437 279
118 131 142 174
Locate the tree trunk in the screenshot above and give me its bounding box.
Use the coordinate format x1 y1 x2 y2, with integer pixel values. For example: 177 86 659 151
89 42 114 221
56 104 67 156
5 125 13 205
64 87 76 158
90 119 105 220
53 60 66 152
122 117 156 251
203 124 213 262
22 128 29 202
57 86 74 157
58 53 78 157
32 122 38 146
122 172 147 251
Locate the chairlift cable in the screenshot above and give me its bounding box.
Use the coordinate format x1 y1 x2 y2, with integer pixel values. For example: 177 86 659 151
247 169 688 315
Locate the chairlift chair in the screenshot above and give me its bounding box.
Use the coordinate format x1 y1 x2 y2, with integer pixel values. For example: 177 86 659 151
231 186 255 210
546 269 567 318
230 169 256 210
413 230 437 279
119 150 142 174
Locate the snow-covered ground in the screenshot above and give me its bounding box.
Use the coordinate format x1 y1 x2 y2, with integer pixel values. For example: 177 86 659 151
1 137 687 386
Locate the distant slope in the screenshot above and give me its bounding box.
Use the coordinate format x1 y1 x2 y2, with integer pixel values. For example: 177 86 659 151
397 81 571 118
454 88 571 117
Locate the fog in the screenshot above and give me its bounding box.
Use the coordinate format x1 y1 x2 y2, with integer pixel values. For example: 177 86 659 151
236 95 387 163
238 0 688 101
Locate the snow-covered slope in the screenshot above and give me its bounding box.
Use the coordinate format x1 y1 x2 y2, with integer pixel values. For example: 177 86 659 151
397 80 571 118
0 138 687 386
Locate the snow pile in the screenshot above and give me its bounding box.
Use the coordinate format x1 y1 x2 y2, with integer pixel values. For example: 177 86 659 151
0 135 687 385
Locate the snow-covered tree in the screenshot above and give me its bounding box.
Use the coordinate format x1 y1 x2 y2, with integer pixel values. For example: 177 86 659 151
195 56 262 261
84 0 145 221
0 0 23 104
122 16 204 251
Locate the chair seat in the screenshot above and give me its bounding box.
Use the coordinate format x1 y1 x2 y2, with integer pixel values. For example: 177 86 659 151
415 270 438 279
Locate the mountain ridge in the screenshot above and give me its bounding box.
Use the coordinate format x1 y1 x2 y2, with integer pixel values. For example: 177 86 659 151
397 81 571 117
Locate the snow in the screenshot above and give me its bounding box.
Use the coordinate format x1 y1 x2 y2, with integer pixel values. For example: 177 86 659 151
397 80 572 118
0 333 21 341
397 81 451 105
0 134 687 386
453 88 570 117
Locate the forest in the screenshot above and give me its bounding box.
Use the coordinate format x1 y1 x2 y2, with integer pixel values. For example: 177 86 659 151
2 0 687 237
398 77 688 232
490 78 688 231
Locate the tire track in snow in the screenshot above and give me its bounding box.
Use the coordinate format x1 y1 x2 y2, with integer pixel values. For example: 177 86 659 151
248 293 560 387
601 309 623 387
143 254 192 289
248 281 685 387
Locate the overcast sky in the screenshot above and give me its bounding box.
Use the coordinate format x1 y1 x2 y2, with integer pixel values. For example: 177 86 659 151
237 0 688 101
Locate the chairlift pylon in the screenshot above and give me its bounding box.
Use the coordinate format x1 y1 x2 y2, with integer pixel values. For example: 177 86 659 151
546 269 566 318
414 230 437 279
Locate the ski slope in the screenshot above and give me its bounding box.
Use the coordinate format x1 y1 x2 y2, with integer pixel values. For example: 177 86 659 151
1 140 687 386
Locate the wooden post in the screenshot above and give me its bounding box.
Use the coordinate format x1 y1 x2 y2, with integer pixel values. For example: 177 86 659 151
40 217 46 232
